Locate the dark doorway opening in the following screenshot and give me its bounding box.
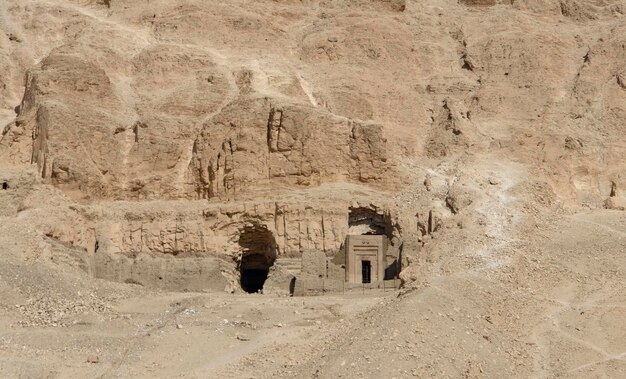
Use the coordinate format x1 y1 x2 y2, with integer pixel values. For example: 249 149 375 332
361 260 371 284
2 182 8 190
241 267 269 293
238 224 276 294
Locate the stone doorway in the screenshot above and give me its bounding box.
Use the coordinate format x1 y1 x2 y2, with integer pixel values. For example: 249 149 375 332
240 255 271 293
345 206 391 284
361 260 372 283
238 224 276 293
345 235 386 283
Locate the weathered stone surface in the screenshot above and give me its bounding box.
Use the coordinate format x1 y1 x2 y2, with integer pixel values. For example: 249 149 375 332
301 251 327 278
187 98 398 200
604 196 625 211
0 0 624 296
24 197 401 291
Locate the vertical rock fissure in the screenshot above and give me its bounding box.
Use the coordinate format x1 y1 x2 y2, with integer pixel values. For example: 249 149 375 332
321 212 326 252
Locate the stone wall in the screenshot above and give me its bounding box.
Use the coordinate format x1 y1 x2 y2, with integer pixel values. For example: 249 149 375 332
11 188 404 294
35 200 402 292
93 200 354 259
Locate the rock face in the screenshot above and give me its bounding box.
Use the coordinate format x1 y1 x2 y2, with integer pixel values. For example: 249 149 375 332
187 98 396 201
10 51 399 201
1 2 626 379
31 199 400 291
0 0 624 293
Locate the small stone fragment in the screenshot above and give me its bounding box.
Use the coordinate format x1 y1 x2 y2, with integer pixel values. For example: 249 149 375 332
87 355 100 364
423 175 432 191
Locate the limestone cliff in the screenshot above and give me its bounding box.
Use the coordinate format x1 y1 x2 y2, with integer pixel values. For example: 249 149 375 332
0 0 624 292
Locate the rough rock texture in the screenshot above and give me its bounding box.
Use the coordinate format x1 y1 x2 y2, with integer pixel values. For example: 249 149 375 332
0 0 625 377
187 98 398 201
0 0 623 292
2 0 624 206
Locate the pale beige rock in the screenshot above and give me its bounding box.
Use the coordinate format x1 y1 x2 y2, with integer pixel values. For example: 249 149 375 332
604 196 625 211
0 0 625 377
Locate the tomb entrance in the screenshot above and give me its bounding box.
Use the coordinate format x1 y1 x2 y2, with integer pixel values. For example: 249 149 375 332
238 224 276 293
345 234 386 283
345 207 391 284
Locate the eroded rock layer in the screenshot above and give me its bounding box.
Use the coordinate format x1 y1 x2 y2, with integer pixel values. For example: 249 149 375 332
0 0 624 294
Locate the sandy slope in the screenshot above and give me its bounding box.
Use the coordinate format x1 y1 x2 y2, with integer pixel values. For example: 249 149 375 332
285 210 625 378
0 207 623 378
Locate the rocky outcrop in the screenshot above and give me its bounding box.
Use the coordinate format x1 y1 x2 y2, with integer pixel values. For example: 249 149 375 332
9 45 401 201
187 97 399 200
425 99 471 158
33 200 402 291
1 0 621 208
0 0 624 297
95 201 397 258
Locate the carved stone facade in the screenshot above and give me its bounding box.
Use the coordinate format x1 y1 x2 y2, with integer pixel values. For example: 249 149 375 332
345 235 387 284
35 199 402 293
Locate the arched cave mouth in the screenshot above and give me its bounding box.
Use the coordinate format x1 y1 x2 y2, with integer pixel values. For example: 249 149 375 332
238 224 276 294
348 207 393 238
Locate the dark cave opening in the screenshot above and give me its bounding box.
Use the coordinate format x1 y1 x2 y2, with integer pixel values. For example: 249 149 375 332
240 265 270 294
238 224 276 294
